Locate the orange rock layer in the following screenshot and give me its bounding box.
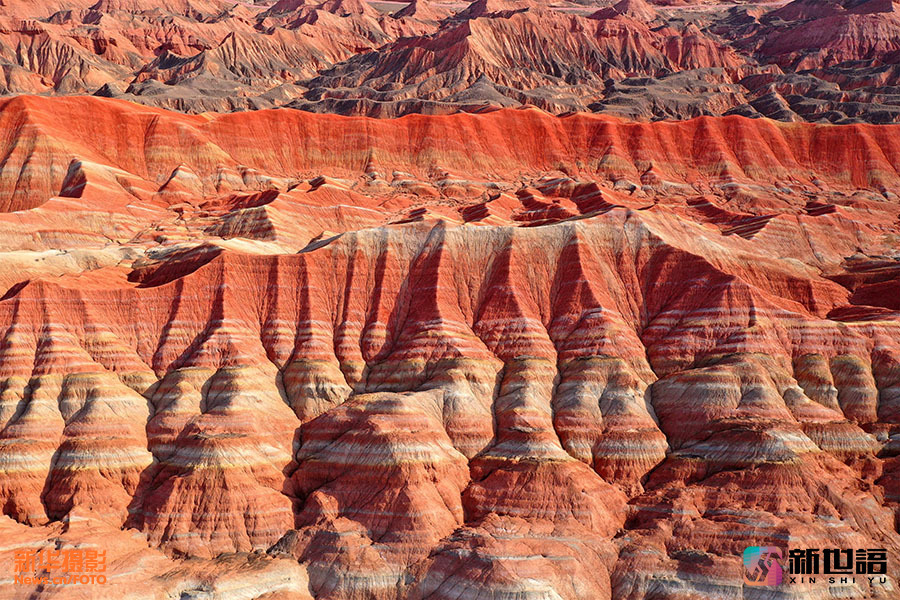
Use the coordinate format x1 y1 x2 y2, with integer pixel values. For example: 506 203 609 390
0 96 898 599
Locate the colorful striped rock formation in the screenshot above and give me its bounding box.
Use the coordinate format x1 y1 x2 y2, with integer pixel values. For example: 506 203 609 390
3 0 900 122
0 96 898 598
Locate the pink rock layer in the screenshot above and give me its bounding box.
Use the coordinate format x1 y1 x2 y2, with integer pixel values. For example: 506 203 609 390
0 96 898 599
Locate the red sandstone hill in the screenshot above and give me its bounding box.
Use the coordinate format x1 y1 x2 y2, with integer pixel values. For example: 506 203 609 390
4 94 900 213
761 0 900 68
0 95 899 599
1 0 900 121
296 3 750 116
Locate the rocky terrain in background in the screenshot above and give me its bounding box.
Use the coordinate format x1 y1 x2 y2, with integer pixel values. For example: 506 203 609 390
0 0 899 121
0 95 898 598
2 0 900 598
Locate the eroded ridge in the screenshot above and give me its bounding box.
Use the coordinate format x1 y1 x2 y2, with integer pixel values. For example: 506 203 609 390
0 97 899 599
2 0 900 122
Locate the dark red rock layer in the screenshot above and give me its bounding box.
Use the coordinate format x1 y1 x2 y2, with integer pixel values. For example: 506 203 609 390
0 96 898 598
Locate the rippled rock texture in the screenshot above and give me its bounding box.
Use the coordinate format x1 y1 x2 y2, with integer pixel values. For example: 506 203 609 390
0 96 899 598
2 0 900 121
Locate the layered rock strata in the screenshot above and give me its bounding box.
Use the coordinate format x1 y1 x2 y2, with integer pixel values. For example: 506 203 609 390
0 96 899 598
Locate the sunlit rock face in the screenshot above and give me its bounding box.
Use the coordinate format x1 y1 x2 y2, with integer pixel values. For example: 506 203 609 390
3 0 900 122
0 95 899 599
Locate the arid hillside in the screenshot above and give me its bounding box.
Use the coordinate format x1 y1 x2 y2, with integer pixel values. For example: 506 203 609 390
1 0 900 121
0 95 898 599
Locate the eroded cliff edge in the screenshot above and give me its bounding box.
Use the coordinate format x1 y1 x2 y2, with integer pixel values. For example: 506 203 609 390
0 96 898 599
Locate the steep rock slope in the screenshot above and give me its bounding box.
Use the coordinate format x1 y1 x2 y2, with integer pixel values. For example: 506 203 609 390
295 2 755 116
4 95 900 213
0 96 898 599
2 0 900 121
